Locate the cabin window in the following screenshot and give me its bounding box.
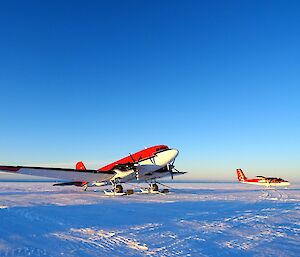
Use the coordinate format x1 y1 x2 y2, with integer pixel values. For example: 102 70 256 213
156 146 167 152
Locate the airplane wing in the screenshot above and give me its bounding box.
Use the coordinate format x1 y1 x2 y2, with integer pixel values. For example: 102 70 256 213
0 165 116 182
140 167 187 181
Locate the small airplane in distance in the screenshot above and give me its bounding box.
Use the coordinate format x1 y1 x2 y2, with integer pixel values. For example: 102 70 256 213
236 169 290 187
0 145 186 195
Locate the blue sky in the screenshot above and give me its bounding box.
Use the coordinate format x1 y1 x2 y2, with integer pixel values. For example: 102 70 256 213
0 0 299 181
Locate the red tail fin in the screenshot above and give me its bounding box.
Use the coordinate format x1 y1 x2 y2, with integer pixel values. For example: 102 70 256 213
236 169 247 182
76 161 86 170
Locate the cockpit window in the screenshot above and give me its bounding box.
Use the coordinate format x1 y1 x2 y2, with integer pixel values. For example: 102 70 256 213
155 146 168 152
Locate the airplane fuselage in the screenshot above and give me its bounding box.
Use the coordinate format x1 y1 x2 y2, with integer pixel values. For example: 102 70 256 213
105 147 179 183
241 180 290 187
236 169 290 187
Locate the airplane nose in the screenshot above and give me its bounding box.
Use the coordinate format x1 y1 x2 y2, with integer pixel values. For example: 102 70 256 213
150 148 179 167
169 149 179 161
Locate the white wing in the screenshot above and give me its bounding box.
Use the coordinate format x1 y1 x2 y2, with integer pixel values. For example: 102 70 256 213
0 165 115 182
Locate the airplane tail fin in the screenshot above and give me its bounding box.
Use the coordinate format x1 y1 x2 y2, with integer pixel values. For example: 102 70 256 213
236 169 247 182
76 161 86 170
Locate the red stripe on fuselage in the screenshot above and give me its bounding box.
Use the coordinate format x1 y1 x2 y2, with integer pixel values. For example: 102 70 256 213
245 178 263 182
244 178 263 182
98 145 168 172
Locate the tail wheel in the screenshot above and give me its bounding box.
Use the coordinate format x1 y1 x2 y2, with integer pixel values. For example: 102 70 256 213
115 185 123 193
151 183 159 192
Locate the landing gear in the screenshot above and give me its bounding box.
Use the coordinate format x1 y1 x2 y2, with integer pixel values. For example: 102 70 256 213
115 184 123 193
104 180 125 196
140 183 160 194
150 183 159 192
82 183 88 191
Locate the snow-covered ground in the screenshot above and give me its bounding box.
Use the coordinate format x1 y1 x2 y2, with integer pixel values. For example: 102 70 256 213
0 182 299 257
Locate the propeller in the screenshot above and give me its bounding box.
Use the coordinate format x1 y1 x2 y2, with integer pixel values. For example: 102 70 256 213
167 163 175 180
129 153 135 162
149 153 157 165
129 153 142 180
167 160 185 180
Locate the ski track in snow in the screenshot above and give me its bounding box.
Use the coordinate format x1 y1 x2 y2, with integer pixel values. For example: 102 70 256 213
0 182 299 257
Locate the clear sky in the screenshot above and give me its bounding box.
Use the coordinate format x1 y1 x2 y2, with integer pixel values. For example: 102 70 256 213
0 0 299 182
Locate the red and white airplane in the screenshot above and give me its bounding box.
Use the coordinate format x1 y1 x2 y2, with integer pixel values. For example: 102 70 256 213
236 169 290 187
0 145 185 194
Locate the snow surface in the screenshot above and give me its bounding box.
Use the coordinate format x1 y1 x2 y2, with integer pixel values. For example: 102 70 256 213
0 182 299 257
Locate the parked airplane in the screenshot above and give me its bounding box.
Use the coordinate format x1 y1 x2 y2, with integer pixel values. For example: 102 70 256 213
0 145 185 194
236 169 290 187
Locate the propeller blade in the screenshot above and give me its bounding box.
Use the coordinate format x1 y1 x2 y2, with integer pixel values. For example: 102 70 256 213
132 163 139 180
129 153 135 162
167 164 174 180
150 154 157 164
137 155 142 162
150 157 154 164
133 155 143 181
173 167 181 173
173 167 187 174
